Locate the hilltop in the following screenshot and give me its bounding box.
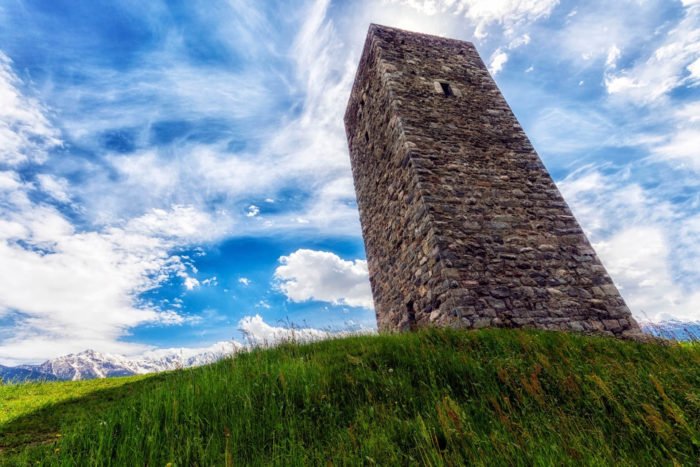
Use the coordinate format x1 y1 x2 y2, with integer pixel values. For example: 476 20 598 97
1 328 698 465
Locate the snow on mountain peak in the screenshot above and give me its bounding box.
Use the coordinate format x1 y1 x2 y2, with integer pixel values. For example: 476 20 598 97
7 341 241 381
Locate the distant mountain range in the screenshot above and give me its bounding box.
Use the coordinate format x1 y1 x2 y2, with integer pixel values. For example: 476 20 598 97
1 341 241 383
638 320 700 341
0 364 59 382
2 322 697 383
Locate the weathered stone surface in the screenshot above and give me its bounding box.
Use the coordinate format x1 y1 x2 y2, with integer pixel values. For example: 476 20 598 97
344 24 642 338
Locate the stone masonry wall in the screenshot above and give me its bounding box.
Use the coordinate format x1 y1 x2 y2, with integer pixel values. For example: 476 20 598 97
344 24 641 338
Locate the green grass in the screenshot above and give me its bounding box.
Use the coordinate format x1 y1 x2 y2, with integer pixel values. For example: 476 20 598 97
1 328 699 465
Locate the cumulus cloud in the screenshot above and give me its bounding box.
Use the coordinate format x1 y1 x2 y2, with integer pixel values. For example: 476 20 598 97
184 277 200 290
238 277 250 286
246 205 260 217
274 249 373 308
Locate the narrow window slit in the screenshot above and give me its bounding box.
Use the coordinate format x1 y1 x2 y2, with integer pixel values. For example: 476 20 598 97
365 131 369 143
440 82 454 97
406 300 416 325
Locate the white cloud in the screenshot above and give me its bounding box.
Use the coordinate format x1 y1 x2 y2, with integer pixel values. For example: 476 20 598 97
246 205 260 217
604 3 700 103
460 0 559 37
201 277 217 287
652 129 700 171
605 44 621 69
0 200 223 363
36 174 71 203
388 0 559 38
508 33 530 49
237 314 375 347
120 205 219 248
137 339 243 362
556 1 659 68
489 50 508 75
594 227 700 322
274 249 373 308
238 277 250 286
237 313 333 345
0 170 22 192
184 277 200 290
688 57 700 79
0 51 61 165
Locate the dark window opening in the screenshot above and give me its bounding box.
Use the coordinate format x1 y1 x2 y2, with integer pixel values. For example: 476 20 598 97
365 131 369 143
359 98 365 109
406 300 416 330
440 82 454 97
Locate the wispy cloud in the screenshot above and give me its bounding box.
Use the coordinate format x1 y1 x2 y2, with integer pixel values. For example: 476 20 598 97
0 52 61 165
604 2 700 103
387 0 559 38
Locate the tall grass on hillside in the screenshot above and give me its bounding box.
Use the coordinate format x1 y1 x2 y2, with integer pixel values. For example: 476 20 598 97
1 328 699 465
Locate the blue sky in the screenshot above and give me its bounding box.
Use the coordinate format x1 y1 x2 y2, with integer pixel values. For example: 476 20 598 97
0 0 698 364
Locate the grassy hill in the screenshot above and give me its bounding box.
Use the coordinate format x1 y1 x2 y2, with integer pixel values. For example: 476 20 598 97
1 328 698 465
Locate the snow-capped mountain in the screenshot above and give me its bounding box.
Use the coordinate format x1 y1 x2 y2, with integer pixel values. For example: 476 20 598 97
4 340 241 382
639 320 700 341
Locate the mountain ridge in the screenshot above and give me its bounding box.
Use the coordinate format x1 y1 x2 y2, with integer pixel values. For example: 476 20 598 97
2 341 240 382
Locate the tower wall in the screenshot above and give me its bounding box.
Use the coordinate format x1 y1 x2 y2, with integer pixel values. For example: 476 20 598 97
344 24 641 337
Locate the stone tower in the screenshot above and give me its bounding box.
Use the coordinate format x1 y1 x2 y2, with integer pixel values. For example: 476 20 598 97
344 24 641 338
